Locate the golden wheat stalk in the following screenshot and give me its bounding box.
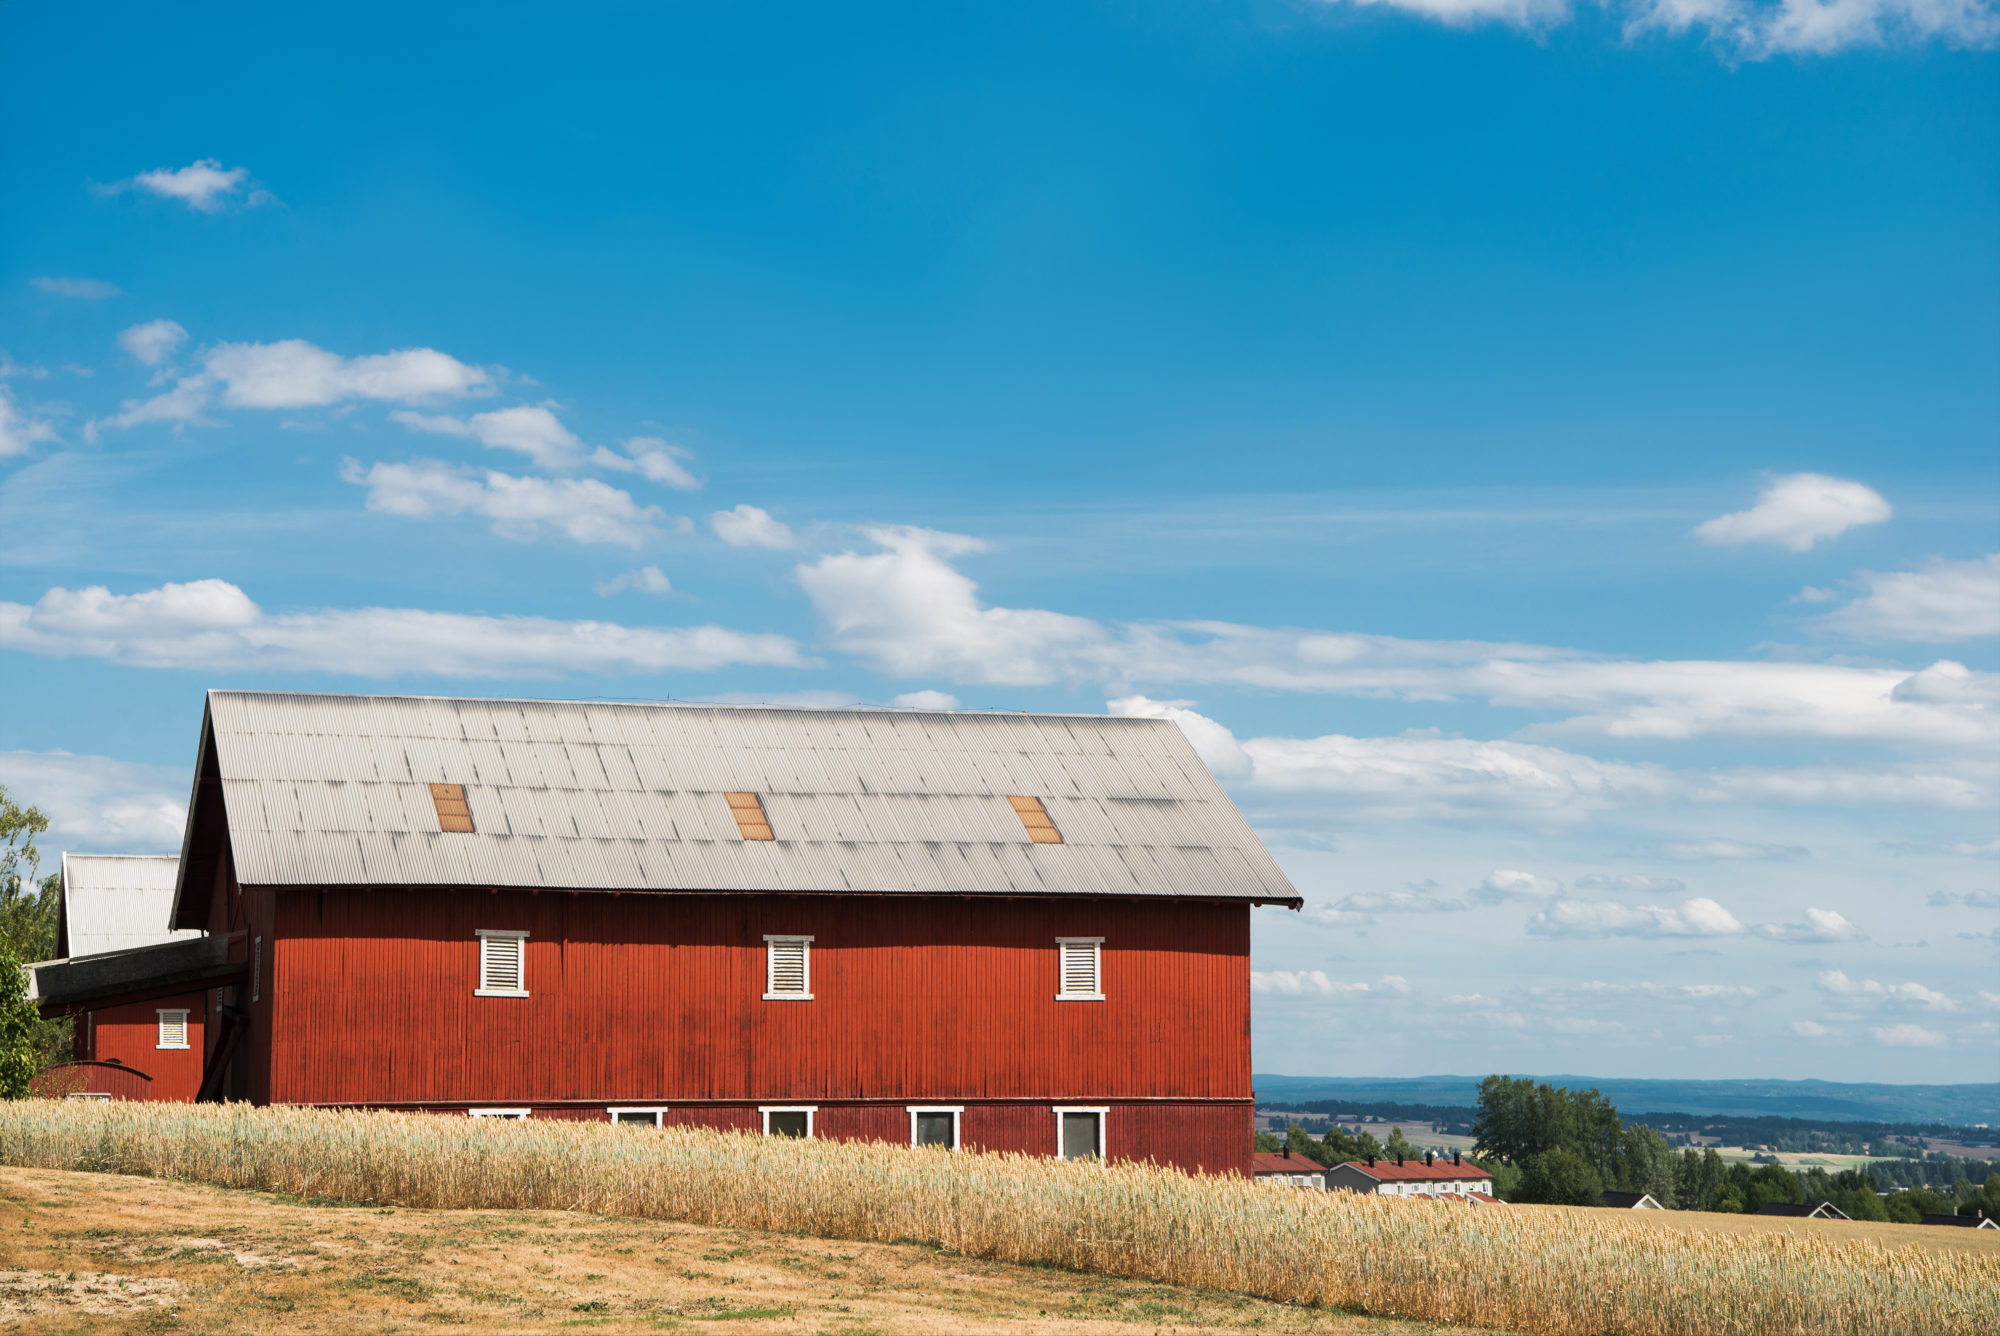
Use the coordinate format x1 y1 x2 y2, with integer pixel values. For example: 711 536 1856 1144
0 1101 1991 1336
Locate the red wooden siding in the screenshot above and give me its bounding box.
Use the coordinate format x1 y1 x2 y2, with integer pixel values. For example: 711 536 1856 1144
256 889 1249 1172
71 993 207 1101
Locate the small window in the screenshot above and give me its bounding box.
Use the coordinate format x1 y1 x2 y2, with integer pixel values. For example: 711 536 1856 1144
908 1106 963 1149
156 1009 189 1050
1056 1107 1106 1161
761 1107 815 1138
431 782 475 833
66 1092 112 1102
1007 795 1063 843
763 935 813 1000
609 1108 666 1127
725 792 775 840
477 930 529 997
469 1108 530 1119
1056 937 1103 1000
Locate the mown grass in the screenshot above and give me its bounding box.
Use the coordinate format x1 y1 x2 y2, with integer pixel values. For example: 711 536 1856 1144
1 1100 1994 1336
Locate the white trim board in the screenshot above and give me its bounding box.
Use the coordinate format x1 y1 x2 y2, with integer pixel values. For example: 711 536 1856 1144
906 1105 965 1150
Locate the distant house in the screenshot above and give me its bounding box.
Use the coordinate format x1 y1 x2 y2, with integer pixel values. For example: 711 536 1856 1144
1251 1151 1325 1189
27 854 212 1103
1756 1201 1850 1220
1921 1213 1998 1229
1325 1151 1493 1198
1599 1191 1666 1210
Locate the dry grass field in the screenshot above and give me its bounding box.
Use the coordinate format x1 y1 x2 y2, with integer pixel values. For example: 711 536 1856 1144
0 1102 1993 1336
0 1165 1473 1335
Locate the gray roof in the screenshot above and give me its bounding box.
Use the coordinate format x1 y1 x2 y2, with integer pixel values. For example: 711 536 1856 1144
58 854 201 958
194 691 1300 905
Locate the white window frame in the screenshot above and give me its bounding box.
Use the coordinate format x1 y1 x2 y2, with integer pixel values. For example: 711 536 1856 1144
156 1008 190 1050
1053 1105 1110 1161
475 929 530 997
608 1107 667 1127
1055 937 1103 1001
762 934 814 1000
759 1105 816 1138
907 1105 964 1150
468 1107 531 1119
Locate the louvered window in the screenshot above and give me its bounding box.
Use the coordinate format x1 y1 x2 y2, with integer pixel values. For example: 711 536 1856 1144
476 929 529 997
156 1009 189 1050
1007 795 1063 843
430 783 475 833
1056 937 1103 1000
725 792 775 840
763 935 813 1000
251 936 262 1003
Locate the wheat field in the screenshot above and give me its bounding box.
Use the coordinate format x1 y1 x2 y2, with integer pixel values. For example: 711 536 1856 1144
0 1101 1992 1336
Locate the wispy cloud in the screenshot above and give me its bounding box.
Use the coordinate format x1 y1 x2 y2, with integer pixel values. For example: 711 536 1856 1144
796 528 1998 750
0 579 810 678
93 159 275 212
0 385 60 458
342 457 680 548
594 566 676 597
1251 971 1412 998
1818 970 1955 1011
1814 554 2000 643
1315 0 2000 60
1526 896 1746 939
0 749 190 852
31 276 121 300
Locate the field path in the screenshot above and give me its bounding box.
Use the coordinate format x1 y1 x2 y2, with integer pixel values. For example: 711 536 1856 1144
0 1166 1472 1335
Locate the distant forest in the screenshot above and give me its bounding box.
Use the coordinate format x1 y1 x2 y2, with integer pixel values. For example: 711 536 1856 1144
1259 1077 2000 1221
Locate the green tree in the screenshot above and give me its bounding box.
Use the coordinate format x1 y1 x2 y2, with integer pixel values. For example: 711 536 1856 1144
1884 1187 1949 1224
0 936 42 1098
1382 1125 1418 1162
1618 1124 1677 1207
0 786 57 962
1740 1163 1803 1213
1517 1146 1604 1206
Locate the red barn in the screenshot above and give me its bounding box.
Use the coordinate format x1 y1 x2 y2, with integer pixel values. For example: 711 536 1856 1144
34 691 1299 1174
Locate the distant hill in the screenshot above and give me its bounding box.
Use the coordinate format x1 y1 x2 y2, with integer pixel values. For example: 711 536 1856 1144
1252 1074 2000 1126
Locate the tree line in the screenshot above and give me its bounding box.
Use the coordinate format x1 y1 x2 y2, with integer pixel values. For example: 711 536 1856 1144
1258 1075 2000 1224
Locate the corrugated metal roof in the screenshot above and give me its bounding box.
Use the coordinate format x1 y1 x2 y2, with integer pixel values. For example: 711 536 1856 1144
197 691 1299 904
59 854 201 958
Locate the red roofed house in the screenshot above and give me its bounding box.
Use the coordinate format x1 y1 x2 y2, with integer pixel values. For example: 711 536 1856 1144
1251 1150 1326 1190
1325 1151 1494 1199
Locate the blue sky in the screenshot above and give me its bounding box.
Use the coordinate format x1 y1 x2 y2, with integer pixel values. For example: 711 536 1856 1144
3 0 1996 1083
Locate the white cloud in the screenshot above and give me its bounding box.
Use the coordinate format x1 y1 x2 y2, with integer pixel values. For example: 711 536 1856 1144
1573 873 1687 893
0 749 190 853
1695 473 1891 552
1251 971 1411 997
117 319 189 368
594 566 675 597
1871 1022 1946 1048
1817 970 1956 1011
87 375 214 436
890 690 961 710
594 438 701 490
393 403 584 469
1319 0 2000 58
712 504 798 550
32 276 121 300
798 529 1995 751
0 385 60 457
1474 869 1562 901
1758 907 1866 943
98 159 270 212
212 340 491 409
1790 1020 1835 1038
1816 555 2000 643
1658 839 1808 861
1526 896 1745 938
0 579 809 678
342 458 673 548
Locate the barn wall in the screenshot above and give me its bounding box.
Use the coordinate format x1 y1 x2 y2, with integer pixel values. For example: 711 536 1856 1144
74 993 208 1101
264 890 1250 1171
